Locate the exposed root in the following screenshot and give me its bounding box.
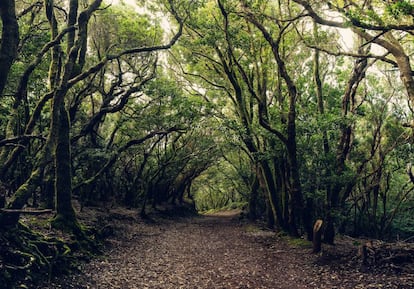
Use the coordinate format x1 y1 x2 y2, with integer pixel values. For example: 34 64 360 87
0 220 100 288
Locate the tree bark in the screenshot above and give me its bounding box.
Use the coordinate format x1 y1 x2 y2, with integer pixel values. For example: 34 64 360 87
248 176 259 221
0 0 19 98
257 162 284 230
53 104 76 223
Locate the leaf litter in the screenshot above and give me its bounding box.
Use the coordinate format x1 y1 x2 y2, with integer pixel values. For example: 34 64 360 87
38 208 414 289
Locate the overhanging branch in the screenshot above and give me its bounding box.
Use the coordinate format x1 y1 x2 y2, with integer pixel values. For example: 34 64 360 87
73 127 185 192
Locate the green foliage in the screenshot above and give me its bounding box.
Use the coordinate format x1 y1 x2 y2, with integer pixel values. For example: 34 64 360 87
91 2 163 54
193 157 250 212
386 1 414 19
393 210 414 238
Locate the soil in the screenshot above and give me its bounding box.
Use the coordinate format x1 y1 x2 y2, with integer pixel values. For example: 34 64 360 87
37 208 414 289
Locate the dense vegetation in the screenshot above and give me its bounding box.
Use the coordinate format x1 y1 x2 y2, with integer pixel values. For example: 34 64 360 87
1 0 414 287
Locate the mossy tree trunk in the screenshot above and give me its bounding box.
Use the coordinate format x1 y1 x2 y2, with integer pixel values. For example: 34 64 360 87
0 0 19 98
248 176 259 221
45 0 76 231
0 168 42 227
45 0 92 232
51 103 77 229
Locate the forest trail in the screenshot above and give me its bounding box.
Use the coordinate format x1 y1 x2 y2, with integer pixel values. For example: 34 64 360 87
40 209 413 289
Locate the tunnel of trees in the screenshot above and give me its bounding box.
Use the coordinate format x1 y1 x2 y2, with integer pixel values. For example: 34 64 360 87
1 0 414 286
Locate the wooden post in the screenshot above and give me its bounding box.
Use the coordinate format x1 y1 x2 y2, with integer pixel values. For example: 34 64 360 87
313 219 323 253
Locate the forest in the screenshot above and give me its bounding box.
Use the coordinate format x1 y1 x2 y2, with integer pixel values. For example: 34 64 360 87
1 0 414 288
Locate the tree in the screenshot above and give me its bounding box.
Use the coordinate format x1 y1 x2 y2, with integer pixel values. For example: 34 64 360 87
0 0 19 98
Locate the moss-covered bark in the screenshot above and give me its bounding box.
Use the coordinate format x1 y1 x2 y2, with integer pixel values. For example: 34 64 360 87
0 168 42 227
52 105 77 226
0 0 19 98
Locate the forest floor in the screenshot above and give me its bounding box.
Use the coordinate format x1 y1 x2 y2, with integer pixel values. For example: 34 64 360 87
36 206 414 289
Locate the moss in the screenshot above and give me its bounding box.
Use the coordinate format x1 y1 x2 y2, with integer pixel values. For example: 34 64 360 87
5 168 42 225
244 224 262 233
201 208 219 214
22 216 51 229
285 236 312 249
54 106 75 217
51 213 81 234
0 219 99 288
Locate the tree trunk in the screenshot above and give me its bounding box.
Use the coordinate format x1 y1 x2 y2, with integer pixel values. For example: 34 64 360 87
0 0 19 98
284 51 312 240
265 194 275 229
248 176 259 221
40 172 55 209
257 162 284 230
323 211 335 244
52 104 77 227
312 34 335 244
49 0 85 232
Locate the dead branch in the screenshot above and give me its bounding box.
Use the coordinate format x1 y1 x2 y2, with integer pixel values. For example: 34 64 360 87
0 209 53 215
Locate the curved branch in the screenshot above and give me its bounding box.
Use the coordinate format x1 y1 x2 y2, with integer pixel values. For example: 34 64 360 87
73 127 184 192
14 26 76 105
0 135 46 147
293 0 414 31
293 0 414 103
68 0 184 87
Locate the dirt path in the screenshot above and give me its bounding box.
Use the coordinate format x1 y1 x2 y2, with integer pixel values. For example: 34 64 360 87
40 210 414 289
